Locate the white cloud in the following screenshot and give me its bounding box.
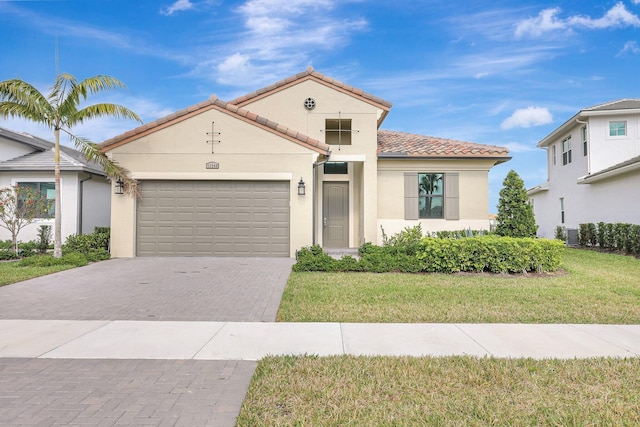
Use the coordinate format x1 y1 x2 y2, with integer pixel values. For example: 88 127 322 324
161 0 195 16
205 0 368 86
515 8 565 38
618 40 640 55
500 107 553 129
516 3 640 38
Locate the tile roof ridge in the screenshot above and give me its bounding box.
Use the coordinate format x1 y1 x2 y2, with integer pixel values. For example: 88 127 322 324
227 68 392 109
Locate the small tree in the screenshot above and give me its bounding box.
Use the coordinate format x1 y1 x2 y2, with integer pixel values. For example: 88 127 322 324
0 185 53 253
495 170 537 238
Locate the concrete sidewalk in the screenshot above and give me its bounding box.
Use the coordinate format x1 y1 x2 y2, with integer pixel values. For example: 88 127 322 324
2 320 639 360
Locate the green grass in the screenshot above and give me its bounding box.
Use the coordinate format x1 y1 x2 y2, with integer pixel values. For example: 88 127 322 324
0 260 76 287
277 248 640 323
237 355 640 426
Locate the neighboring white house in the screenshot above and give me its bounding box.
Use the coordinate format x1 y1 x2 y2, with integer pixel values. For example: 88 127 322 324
0 127 111 244
528 99 640 240
101 67 510 258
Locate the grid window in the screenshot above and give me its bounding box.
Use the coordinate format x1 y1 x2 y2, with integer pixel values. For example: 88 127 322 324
562 136 572 166
418 173 444 218
325 119 352 145
17 182 55 218
582 126 588 156
609 121 626 137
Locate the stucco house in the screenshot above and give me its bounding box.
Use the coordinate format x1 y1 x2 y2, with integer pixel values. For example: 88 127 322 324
528 99 640 240
101 67 510 258
0 127 111 243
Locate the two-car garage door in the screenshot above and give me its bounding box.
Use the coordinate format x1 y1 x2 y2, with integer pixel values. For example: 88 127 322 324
136 181 289 257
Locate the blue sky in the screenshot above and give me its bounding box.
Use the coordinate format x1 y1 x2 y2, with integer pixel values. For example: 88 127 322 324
1 0 639 211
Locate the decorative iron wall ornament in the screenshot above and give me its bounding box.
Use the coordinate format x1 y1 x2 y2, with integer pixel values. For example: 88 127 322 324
206 121 221 153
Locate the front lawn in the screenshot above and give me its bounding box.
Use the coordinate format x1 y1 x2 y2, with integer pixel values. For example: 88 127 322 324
0 261 76 287
237 355 640 426
277 248 640 323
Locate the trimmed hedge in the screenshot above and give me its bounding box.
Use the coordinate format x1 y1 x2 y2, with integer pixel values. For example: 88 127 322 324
294 236 564 274
578 222 640 255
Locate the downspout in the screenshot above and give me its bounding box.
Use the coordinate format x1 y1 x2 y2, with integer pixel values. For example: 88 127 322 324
77 173 93 234
312 152 331 245
576 118 589 174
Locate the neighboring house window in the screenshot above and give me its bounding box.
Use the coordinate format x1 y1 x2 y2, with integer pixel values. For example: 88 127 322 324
552 145 557 166
325 119 352 145
17 182 55 218
404 173 459 220
582 126 588 156
560 197 565 224
418 173 444 218
561 136 572 165
324 162 348 174
609 121 626 137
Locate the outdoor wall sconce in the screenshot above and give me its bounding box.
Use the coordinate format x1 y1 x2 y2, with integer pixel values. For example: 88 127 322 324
297 178 306 196
115 178 124 195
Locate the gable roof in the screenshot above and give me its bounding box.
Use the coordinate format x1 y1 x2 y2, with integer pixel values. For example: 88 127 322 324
0 127 53 151
538 98 640 147
229 66 392 126
0 127 106 175
377 129 510 163
100 95 330 155
584 98 640 112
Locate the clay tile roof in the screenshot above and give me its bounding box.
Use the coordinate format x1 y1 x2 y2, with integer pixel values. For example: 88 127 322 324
377 130 510 160
228 66 392 109
100 95 330 155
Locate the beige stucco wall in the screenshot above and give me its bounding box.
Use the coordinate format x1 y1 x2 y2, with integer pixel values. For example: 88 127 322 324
240 79 383 246
376 159 496 241
107 106 320 258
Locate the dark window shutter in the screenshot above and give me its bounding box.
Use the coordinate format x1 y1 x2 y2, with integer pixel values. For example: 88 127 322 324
444 173 459 220
404 172 418 220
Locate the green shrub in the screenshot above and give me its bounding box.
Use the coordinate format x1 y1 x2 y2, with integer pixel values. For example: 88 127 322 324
36 225 52 254
554 226 567 241
416 236 564 274
381 224 423 255
293 245 337 272
0 249 18 260
292 236 565 274
62 231 110 261
18 252 89 268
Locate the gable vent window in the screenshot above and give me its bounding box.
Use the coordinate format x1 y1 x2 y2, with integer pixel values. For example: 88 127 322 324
324 162 348 174
325 119 352 146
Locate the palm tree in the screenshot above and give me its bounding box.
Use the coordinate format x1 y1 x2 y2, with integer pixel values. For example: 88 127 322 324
0 73 142 257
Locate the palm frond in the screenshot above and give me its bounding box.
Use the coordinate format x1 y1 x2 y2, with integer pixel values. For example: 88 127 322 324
0 79 53 122
66 132 141 198
71 103 142 126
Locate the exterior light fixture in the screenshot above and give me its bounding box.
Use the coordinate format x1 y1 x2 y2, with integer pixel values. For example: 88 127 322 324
297 178 306 196
115 178 124 195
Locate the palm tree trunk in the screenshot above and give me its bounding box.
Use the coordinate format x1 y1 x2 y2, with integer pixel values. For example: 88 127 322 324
53 129 62 258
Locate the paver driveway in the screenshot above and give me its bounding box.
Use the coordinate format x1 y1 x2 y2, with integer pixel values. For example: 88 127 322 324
0 257 294 321
0 257 294 427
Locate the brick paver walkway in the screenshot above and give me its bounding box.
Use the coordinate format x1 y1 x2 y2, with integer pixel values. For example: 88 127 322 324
0 257 294 321
0 257 294 426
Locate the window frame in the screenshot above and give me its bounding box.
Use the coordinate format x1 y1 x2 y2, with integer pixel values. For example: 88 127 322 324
609 121 627 137
16 181 55 219
581 126 588 156
560 197 565 224
323 162 348 175
552 145 557 166
561 135 572 166
418 172 444 219
325 118 352 146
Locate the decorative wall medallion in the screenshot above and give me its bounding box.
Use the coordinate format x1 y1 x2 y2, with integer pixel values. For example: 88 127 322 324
304 97 316 110
206 161 220 169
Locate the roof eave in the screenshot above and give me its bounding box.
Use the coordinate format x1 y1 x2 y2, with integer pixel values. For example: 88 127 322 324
377 154 512 164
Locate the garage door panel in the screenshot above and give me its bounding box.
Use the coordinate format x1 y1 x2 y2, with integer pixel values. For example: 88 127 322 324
137 180 290 256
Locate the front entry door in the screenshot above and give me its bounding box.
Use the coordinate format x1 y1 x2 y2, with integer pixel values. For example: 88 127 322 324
323 182 349 248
